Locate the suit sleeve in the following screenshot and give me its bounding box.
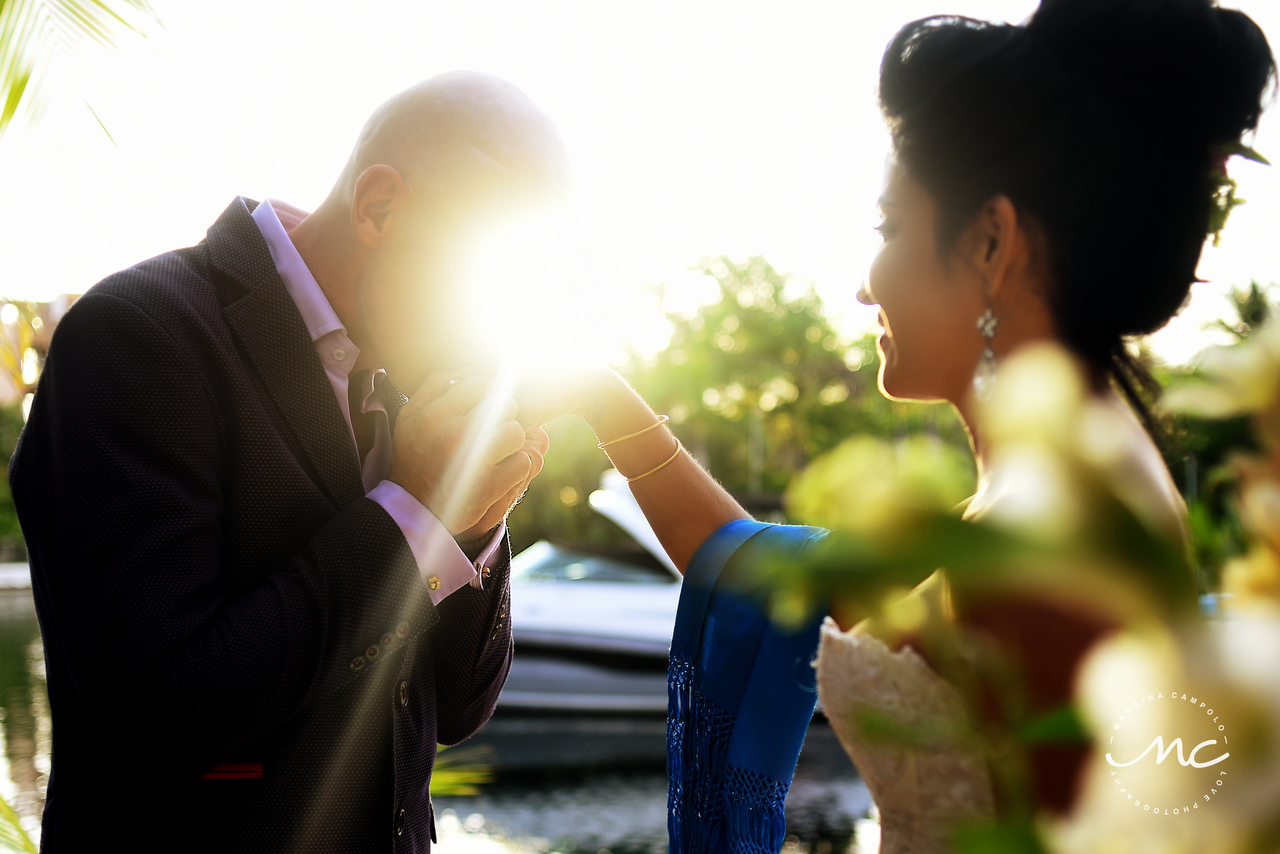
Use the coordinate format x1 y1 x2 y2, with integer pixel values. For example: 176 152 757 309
426 531 513 746
9 292 436 775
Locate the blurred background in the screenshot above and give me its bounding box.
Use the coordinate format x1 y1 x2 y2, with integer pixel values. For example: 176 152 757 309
1 0 1278 851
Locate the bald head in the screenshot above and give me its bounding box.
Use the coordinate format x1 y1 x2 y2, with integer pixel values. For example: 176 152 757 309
334 71 568 207
287 72 569 389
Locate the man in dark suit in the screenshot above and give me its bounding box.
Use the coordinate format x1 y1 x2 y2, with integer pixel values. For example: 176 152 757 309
9 71 567 852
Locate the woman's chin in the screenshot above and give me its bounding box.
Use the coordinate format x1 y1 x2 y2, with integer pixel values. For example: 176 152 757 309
878 362 944 404
876 350 910 401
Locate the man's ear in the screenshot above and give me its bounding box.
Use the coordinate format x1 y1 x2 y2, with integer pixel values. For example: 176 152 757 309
351 165 410 249
960 194 1021 300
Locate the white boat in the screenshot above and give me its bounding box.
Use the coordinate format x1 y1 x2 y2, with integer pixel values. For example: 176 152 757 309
502 471 681 713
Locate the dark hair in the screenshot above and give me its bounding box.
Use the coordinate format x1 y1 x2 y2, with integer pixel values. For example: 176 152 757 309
879 0 1275 427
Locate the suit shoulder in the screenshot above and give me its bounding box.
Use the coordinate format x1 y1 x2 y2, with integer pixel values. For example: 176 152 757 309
80 244 222 325
54 241 235 348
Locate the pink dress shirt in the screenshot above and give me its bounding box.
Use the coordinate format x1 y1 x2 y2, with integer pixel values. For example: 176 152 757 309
252 199 503 604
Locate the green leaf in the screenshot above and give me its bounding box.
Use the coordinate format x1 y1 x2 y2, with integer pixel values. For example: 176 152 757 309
429 743 494 797
81 95 113 146
850 705 974 751
950 818 1045 854
0 0 156 141
0 792 37 854
1219 140 1271 166
1017 704 1089 745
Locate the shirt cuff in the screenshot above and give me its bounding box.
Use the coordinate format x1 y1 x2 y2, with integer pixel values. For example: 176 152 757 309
367 481 478 605
467 521 507 591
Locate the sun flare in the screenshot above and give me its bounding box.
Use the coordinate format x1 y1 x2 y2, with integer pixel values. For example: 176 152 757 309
466 206 676 372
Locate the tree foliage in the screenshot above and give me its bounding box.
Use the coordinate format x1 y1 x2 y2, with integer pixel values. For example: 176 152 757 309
509 255 974 553
624 255 972 496
1156 282 1274 589
0 401 23 558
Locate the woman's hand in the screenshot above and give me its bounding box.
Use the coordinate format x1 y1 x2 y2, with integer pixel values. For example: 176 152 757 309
511 366 625 431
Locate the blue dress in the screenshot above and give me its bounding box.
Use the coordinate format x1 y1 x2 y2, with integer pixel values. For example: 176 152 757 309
667 520 828 854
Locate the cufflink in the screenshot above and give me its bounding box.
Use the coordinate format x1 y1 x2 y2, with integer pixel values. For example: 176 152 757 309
481 566 492 580
428 576 441 591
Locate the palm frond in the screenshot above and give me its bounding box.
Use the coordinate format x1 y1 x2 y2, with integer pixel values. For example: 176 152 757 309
0 792 37 854
0 0 156 139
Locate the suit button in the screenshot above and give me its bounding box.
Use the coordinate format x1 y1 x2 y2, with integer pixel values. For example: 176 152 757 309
427 575 441 591
399 680 409 707
395 808 406 836
365 644 380 660
380 633 393 646
349 656 365 672
396 621 409 638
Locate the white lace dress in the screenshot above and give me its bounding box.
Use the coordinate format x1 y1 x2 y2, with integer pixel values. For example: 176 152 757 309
814 393 1189 853
815 596 994 853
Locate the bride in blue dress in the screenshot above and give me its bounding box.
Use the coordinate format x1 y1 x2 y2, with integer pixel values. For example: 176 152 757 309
521 0 1274 850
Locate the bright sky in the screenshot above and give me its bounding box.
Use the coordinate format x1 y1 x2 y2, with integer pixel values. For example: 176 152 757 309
2 0 1278 367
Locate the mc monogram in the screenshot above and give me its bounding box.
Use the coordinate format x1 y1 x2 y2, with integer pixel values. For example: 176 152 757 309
1106 737 1229 769
1103 690 1233 817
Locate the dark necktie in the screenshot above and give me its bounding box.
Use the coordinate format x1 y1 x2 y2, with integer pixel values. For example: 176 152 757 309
348 370 376 465
347 370 407 472
379 374 408 433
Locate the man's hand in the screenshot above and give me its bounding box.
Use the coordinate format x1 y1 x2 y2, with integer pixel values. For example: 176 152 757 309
456 424 549 541
389 373 547 537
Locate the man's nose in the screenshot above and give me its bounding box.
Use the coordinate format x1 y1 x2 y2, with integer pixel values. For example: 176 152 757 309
856 280 876 306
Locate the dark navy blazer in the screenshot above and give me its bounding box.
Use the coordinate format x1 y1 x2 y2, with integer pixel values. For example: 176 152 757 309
9 197 513 853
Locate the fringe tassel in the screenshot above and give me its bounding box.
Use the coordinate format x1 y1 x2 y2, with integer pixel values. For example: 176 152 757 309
723 765 789 854
667 656 690 851
670 656 788 853
668 655 734 853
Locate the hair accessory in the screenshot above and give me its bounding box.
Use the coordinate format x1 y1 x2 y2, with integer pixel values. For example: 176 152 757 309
973 307 999 398
598 415 670 449
626 439 684 483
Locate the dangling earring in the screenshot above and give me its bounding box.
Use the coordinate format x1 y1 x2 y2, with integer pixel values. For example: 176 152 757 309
973 307 999 398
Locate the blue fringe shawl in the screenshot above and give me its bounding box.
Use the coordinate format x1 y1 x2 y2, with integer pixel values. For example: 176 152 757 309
667 520 827 854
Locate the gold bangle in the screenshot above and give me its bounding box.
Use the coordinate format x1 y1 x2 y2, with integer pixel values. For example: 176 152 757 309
626 439 684 483
597 415 670 449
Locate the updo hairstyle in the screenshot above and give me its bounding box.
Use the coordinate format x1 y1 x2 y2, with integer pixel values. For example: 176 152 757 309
879 0 1275 423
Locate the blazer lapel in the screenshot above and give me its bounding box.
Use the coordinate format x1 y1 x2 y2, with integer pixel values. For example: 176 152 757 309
206 197 365 511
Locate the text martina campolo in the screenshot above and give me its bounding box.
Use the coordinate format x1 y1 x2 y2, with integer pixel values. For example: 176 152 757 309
1102 690 1232 817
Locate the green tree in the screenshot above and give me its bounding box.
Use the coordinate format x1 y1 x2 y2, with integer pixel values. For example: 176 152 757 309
1210 280 1271 340
0 401 24 558
623 255 972 497
1157 282 1275 590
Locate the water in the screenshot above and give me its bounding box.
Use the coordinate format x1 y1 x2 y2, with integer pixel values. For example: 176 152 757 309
0 588 49 844
432 713 871 854
0 587 873 852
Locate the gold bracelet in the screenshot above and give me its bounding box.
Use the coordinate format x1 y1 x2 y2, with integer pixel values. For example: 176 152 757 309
626 439 683 483
597 415 670 449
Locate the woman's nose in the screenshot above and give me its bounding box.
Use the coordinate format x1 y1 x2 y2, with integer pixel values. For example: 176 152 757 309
856 280 875 305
